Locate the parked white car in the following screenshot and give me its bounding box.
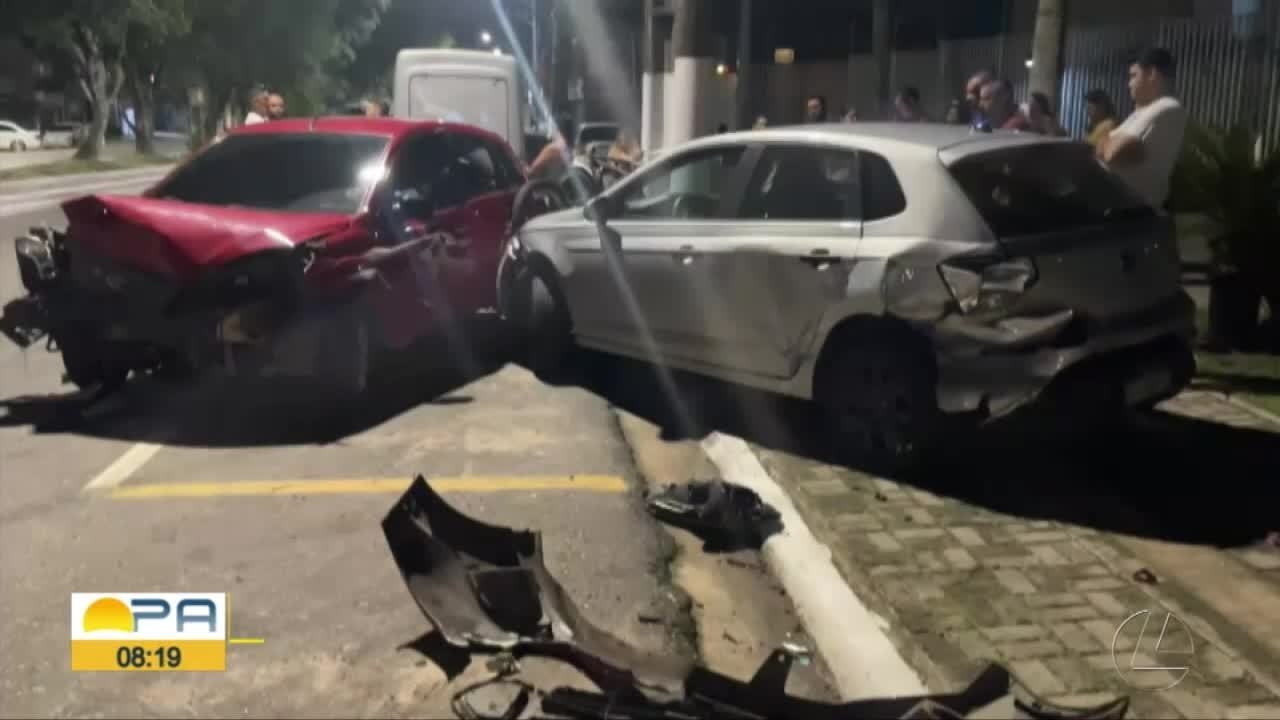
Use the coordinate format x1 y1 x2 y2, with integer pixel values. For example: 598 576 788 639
0 121 43 151
39 122 85 148
498 123 1197 466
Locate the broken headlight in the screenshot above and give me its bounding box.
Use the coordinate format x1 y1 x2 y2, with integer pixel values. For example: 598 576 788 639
15 234 58 290
167 251 297 315
14 226 67 292
938 255 1037 315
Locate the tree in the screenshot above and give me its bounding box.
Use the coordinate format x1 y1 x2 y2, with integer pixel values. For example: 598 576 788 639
122 2 190 155
14 0 187 159
173 0 389 143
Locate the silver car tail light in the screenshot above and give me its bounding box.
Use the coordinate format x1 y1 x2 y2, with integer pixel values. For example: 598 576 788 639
938 256 1037 315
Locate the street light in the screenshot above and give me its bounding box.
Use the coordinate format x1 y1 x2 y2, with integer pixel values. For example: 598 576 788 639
493 47 504 56
480 30 493 45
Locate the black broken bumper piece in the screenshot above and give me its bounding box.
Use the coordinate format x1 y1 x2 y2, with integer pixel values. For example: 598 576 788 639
0 296 49 349
647 479 782 552
382 476 1131 720
381 474 694 699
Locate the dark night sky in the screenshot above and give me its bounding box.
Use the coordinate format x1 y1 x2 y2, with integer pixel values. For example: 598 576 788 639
366 0 1008 57
351 0 1009 84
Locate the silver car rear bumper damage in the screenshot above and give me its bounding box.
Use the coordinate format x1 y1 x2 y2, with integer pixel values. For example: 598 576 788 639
932 291 1198 418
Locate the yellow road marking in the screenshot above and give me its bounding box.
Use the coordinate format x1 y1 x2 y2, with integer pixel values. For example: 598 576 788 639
106 475 628 500
228 638 266 645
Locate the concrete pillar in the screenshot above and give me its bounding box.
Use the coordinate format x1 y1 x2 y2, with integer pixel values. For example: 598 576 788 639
668 0 717 146
735 0 752 130
641 0 670 151
1029 0 1065 101
872 0 891 118
935 0 953 118
846 18 858 118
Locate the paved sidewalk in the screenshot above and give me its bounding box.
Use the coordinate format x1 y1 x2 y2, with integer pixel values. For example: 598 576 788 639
754 391 1280 720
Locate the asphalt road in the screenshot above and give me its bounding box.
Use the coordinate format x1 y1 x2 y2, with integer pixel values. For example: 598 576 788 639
0 182 705 717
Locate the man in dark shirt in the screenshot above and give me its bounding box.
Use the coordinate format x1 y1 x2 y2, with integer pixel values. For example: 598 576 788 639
804 95 829 124
965 70 995 127
977 80 1030 131
894 87 928 122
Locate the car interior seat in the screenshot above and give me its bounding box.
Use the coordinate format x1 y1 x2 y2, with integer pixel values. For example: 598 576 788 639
761 155 843 220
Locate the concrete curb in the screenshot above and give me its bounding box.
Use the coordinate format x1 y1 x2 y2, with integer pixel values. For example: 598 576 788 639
1225 395 1280 428
1182 388 1280 429
699 432 928 701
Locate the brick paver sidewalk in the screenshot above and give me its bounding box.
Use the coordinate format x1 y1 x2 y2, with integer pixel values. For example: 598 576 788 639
755 391 1280 720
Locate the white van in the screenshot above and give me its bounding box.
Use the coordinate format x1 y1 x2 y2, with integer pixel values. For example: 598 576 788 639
393 49 526 161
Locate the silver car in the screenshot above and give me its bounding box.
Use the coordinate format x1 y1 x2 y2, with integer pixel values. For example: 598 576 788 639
498 123 1197 464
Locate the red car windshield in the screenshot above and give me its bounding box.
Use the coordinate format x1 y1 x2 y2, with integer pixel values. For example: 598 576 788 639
152 132 390 214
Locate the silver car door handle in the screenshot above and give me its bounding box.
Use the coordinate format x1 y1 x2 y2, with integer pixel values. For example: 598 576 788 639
672 244 697 265
799 249 832 271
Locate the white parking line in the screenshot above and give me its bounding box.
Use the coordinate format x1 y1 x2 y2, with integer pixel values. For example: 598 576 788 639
81 442 166 492
700 432 928 700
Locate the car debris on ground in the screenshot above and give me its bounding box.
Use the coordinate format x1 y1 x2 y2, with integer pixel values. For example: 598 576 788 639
646 479 783 552
381 476 1132 719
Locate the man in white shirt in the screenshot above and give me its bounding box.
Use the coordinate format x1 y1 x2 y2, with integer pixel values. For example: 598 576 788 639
1100 48 1188 209
244 90 269 125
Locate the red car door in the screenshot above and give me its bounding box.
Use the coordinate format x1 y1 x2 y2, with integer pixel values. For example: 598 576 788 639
367 131 451 349
416 132 521 315
368 129 520 348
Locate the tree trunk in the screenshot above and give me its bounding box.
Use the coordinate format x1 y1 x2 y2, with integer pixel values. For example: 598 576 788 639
69 25 125 161
202 84 234 143
127 64 157 156
73 56 110 160
75 88 110 159
1029 0 1065 101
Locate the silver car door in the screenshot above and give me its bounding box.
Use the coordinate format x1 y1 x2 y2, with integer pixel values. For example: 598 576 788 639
558 218 616 342
577 145 752 361
696 144 871 379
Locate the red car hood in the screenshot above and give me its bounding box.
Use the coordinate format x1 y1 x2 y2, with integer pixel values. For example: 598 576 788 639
62 195 355 279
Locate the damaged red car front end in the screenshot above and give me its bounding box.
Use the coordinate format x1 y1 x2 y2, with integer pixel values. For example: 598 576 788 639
2 118 532 396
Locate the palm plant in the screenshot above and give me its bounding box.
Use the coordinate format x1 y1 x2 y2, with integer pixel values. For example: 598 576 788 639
1172 122 1280 351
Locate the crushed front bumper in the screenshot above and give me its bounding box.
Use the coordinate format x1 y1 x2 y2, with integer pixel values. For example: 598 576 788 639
4 279 367 381
932 291 1198 418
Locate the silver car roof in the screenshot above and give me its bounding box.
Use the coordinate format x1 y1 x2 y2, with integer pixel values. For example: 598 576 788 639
669 122 1073 165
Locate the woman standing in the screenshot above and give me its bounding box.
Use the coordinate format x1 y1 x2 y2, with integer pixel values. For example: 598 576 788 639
1084 88 1118 148
607 128 642 165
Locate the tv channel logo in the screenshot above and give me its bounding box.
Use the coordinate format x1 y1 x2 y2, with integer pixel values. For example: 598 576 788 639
70 593 227 671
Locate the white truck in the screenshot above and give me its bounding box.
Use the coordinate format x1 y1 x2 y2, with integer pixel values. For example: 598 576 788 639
392 48 529 162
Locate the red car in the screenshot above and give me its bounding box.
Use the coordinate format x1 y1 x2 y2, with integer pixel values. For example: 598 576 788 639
3 118 562 396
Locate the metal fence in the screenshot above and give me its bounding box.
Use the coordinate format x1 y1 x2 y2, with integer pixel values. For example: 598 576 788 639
1058 14 1280 150
747 12 1279 151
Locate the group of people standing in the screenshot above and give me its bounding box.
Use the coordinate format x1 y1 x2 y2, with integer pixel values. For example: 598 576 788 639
243 89 287 125
789 45 1186 209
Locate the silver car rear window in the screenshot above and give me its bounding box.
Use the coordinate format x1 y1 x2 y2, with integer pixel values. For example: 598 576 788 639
947 144 1154 237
